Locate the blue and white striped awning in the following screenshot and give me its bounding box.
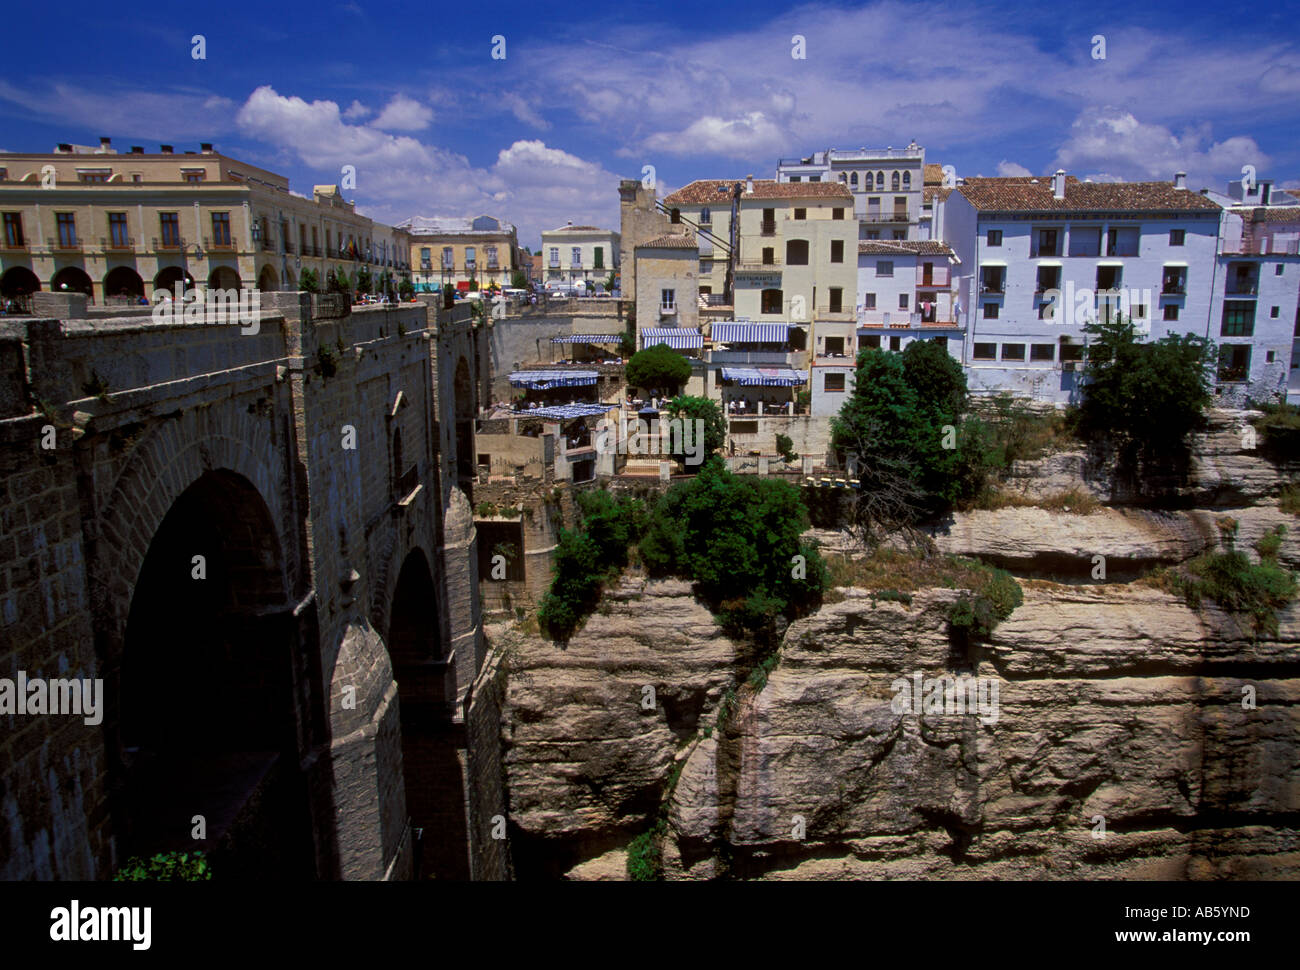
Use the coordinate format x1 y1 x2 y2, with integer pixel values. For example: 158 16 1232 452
712 322 794 344
719 366 808 386
516 402 614 419
550 334 623 344
509 370 599 389
641 328 703 349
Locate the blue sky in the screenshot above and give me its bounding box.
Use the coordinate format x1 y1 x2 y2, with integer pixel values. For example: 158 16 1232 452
3 0 1298 248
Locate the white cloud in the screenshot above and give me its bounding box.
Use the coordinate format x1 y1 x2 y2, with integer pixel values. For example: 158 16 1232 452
342 99 370 121
643 112 786 160
0 80 236 141
1052 109 1269 192
370 94 433 131
234 87 620 248
501 92 549 130
996 160 1032 177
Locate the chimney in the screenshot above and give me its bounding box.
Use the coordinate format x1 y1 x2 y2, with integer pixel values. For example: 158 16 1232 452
160 144 173 154
1052 169 1066 200
200 142 213 152
1174 171 1187 190
98 136 111 151
745 174 754 194
56 143 72 153
131 146 144 154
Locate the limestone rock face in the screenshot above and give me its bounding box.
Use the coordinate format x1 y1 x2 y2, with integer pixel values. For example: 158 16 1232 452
502 577 747 877
666 586 1300 880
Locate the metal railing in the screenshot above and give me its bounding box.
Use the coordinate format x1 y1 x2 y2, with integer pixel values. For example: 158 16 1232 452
49 236 82 251
863 211 909 223
709 350 791 364
102 236 135 250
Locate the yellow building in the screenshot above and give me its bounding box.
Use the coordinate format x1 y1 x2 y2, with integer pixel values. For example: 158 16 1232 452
0 138 412 303
398 215 520 292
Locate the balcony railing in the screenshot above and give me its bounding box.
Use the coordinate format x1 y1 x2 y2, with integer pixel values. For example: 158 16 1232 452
760 223 777 236
1226 282 1258 296
0 238 29 251
737 257 782 270
979 282 1005 294
261 238 274 252
863 211 909 223
153 235 186 251
206 236 236 251
815 304 853 317
100 236 134 250
49 236 82 251
915 267 950 287
709 350 791 365
1161 281 1186 295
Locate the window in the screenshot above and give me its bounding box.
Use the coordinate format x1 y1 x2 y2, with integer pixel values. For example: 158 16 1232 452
1106 227 1139 257
442 246 454 268
866 230 879 240
1036 266 1060 292
1030 344 1055 362
1163 304 1180 321
1271 306 1280 318
986 229 1002 247
876 260 893 277
892 231 906 240
593 246 604 269
983 303 999 319
660 288 676 310
839 173 847 183
78 170 110 183
973 343 996 360
794 208 806 220
1060 344 1084 363
1169 229 1185 246
825 336 845 355
700 259 712 274
571 246 581 267
548 247 559 267
786 239 809 265
1033 228 1059 257
809 175 820 182
850 172 858 187
1221 301 1255 337
981 267 1005 293
1218 344 1251 382
486 245 499 268
761 288 783 314
896 294 906 309
830 288 843 313
876 172 884 189
863 293 876 310
833 208 845 220
700 207 711 223
182 171 205 183
894 196 907 217
1001 343 1026 361
1267 350 1276 363
1133 303 1146 319
762 208 776 234
789 176 800 183
889 336 901 351
863 334 881 348
56 212 77 247
830 239 844 263
1162 267 1186 294
903 172 911 188
108 212 129 247
825 373 846 392
891 171 900 190
2 212 23 246
762 246 775 266
1276 263 1285 275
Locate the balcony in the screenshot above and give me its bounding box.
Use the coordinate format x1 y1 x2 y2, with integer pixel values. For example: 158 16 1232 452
206 236 236 252
1226 281 1259 296
915 267 950 287
260 238 275 252
102 236 135 251
0 237 28 252
1161 281 1186 296
863 211 909 223
737 257 782 270
283 242 295 254
154 235 185 252
815 304 854 320
979 282 1005 295
49 236 83 252
760 223 777 236
709 350 792 365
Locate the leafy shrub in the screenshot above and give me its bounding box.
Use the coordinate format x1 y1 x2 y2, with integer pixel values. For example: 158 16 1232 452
946 566 1023 639
775 432 798 463
1280 484 1300 516
664 395 726 465
300 268 319 293
1172 548 1296 637
626 823 664 881
626 343 691 393
113 851 211 881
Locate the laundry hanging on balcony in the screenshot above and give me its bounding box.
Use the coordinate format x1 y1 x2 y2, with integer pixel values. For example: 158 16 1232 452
719 366 808 386
711 322 793 344
508 370 599 389
641 328 702 349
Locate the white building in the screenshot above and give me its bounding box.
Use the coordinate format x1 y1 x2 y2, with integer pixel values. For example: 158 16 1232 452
777 143 927 241
540 223 620 291
942 171 1223 402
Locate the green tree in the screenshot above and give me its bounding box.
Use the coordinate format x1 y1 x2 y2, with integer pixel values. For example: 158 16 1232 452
626 343 692 393
1076 314 1213 469
605 271 616 293
356 265 373 295
511 269 528 289
398 276 414 301
665 395 726 466
299 267 319 294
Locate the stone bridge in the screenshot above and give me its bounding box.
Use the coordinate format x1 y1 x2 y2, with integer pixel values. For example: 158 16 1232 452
0 291 510 880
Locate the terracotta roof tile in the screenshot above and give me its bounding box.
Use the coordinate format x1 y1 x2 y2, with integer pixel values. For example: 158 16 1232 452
636 233 698 249
663 179 851 205
923 163 944 186
1251 207 1300 222
857 240 954 256
956 177 1221 212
